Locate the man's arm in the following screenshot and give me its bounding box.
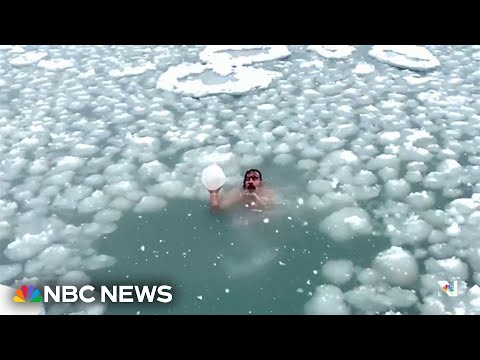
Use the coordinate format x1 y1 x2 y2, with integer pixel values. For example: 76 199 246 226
209 188 242 211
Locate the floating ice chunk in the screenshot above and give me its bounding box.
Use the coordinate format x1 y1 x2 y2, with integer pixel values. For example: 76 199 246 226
201 151 234 166
0 199 17 218
405 129 436 148
109 62 155 78
199 45 291 66
38 59 75 70
4 229 55 262
405 74 434 85
295 159 317 172
234 141 256 154
384 179 411 200
405 191 435 210
104 181 138 197
367 154 400 171
342 184 381 201
322 260 354 285
156 62 283 97
77 190 110 214
0 221 11 241
273 143 291 154
307 45 356 59
304 285 351 315
428 243 456 259
79 68 96 79
353 62 375 75
407 161 428 173
398 145 432 162
308 192 356 215
405 171 423 183
84 174 105 188
303 89 321 99
300 60 324 69
10 51 48 66
19 137 40 149
423 172 445 190
152 180 185 198
57 269 90 287
438 159 461 173
139 161 168 180
423 209 449 229
126 132 158 147
385 287 417 308
332 124 358 139
344 285 394 313
447 198 479 214
109 197 134 211
134 196 167 213
372 246 418 287
62 185 93 203
28 159 50 175
325 150 360 168
240 154 263 167
24 244 76 277
319 207 373 242
72 143 99 157
465 249 480 273
52 194 77 211
83 222 117 237
353 170 377 186
55 156 85 172
273 154 295 166
319 137 343 151
104 163 136 177
0 263 22 283
418 296 449 315
93 209 122 223
428 230 448 244
307 179 333 195
82 254 116 271
357 268 381 285
347 285 416 312
425 257 469 280
369 46 440 70
391 215 433 246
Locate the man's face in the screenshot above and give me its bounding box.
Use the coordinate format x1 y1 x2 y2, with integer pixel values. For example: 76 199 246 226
245 171 261 192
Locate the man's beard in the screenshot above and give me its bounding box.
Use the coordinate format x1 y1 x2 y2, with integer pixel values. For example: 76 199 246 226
246 184 256 192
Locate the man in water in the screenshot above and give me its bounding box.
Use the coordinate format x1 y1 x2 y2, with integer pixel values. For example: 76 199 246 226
208 169 275 212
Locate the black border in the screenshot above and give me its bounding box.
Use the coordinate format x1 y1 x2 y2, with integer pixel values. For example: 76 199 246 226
1 5 479 44
3 315 478 348
2 7 479 351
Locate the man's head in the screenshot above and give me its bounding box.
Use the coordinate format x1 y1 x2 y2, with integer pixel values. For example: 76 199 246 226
243 169 262 192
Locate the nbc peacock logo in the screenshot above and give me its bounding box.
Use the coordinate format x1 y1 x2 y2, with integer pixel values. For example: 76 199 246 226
13 285 43 303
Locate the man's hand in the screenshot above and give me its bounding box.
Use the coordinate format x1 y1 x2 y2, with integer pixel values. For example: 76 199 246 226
208 186 222 194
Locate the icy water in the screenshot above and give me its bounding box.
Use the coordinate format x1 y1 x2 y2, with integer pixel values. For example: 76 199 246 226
1 45 480 315
91 166 390 315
